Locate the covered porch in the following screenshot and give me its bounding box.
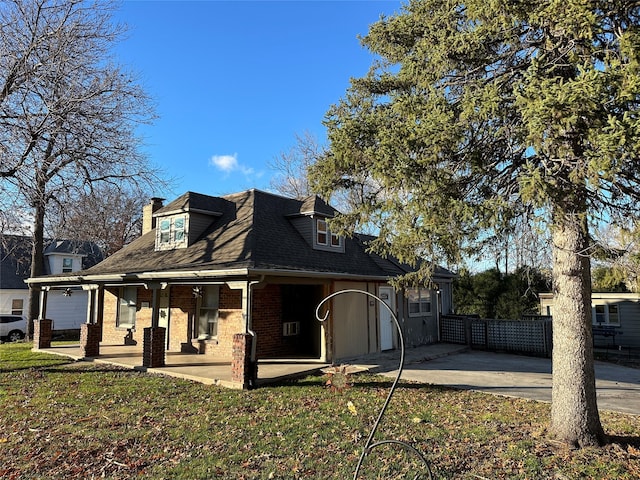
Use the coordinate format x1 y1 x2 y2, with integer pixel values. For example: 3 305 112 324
36 343 329 388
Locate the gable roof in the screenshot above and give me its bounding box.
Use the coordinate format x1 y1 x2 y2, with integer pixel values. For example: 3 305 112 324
1 235 103 289
297 195 337 217
153 191 223 217
28 189 454 284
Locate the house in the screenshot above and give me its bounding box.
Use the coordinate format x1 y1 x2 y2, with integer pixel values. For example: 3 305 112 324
0 235 103 333
539 292 640 349
26 189 455 388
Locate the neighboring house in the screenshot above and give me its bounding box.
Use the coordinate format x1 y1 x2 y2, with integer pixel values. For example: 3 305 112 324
540 292 640 349
0 235 103 332
27 189 454 387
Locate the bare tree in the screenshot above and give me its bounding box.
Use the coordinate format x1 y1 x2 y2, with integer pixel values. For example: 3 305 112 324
0 0 162 332
269 131 323 200
593 222 640 293
48 184 149 257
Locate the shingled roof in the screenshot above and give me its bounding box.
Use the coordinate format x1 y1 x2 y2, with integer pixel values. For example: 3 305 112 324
74 189 409 280
1 235 103 289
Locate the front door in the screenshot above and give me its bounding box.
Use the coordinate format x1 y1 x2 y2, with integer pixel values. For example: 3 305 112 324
158 288 170 349
379 286 395 351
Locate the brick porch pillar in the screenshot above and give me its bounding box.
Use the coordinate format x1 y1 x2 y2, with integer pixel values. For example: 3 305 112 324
33 319 52 349
80 323 101 357
232 333 257 389
143 327 166 368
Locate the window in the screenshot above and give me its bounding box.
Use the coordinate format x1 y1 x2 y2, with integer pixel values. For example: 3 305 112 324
331 231 340 247
408 288 432 317
159 219 171 244
174 216 185 242
62 257 73 273
609 304 620 325
317 219 328 245
117 287 137 328
11 299 23 316
593 304 620 325
158 216 187 247
283 321 300 336
197 285 219 339
314 218 343 251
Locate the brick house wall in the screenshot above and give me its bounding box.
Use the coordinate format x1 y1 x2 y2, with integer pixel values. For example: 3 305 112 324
167 285 196 352
101 287 151 349
101 284 244 361
193 285 244 360
252 284 286 358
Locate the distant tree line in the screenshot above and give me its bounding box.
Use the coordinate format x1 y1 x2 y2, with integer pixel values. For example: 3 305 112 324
453 267 551 320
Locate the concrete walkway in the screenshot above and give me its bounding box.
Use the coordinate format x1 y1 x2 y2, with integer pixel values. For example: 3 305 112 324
38 344 329 388
39 343 640 414
359 345 640 415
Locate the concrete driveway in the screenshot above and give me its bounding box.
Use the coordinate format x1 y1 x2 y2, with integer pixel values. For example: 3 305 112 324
375 348 640 415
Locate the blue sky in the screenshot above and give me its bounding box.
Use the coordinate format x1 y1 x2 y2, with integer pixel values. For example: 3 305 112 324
114 0 403 198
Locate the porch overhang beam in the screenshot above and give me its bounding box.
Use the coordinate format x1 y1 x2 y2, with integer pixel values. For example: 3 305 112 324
247 268 391 282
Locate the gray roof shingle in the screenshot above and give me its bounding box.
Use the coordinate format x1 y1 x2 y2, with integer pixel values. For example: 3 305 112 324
79 189 410 279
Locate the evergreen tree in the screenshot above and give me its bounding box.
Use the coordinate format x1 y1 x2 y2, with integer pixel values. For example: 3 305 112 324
311 0 640 447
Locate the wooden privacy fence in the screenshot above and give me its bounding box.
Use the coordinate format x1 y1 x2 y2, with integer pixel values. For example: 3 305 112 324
440 314 553 357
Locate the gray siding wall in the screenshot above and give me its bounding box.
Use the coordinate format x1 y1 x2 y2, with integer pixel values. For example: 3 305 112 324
619 300 640 348
289 217 313 246
188 213 216 244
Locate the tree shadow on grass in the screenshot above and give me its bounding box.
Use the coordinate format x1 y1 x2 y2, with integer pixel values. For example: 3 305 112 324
0 363 134 375
607 434 640 448
276 374 457 393
0 361 72 373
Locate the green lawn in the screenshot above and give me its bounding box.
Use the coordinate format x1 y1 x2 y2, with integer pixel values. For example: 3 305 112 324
1 342 639 479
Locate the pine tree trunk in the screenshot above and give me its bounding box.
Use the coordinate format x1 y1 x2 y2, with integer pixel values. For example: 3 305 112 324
550 209 605 447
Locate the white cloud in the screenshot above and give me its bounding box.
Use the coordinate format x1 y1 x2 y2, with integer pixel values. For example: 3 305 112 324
209 153 254 176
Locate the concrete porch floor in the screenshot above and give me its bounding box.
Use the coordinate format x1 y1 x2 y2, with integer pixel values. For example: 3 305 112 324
37 344 330 388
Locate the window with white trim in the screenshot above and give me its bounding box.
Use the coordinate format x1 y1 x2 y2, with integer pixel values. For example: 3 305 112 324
117 287 137 328
156 215 188 250
197 285 219 339
317 219 328 245
11 299 23 316
159 219 171 244
62 257 73 273
174 216 185 242
407 288 432 317
314 218 343 251
593 304 620 325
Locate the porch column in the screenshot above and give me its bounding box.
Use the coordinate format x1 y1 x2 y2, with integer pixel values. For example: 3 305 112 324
79 285 102 357
143 283 166 368
227 280 259 388
38 287 49 323
85 285 96 324
232 332 257 389
80 323 101 357
32 287 51 349
96 286 105 341
143 326 166 368
33 318 52 350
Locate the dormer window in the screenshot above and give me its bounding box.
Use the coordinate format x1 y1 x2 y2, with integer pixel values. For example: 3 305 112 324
62 257 73 273
331 231 340 247
317 219 328 245
156 215 188 250
174 217 185 241
314 218 344 252
159 219 171 243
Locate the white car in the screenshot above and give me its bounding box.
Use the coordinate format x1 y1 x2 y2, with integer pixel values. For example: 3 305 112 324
0 315 27 342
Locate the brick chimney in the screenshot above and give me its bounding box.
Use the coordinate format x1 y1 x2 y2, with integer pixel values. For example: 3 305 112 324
142 197 164 235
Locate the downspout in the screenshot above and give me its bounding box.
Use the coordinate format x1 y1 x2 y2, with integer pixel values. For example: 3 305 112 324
245 276 265 365
435 285 442 342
